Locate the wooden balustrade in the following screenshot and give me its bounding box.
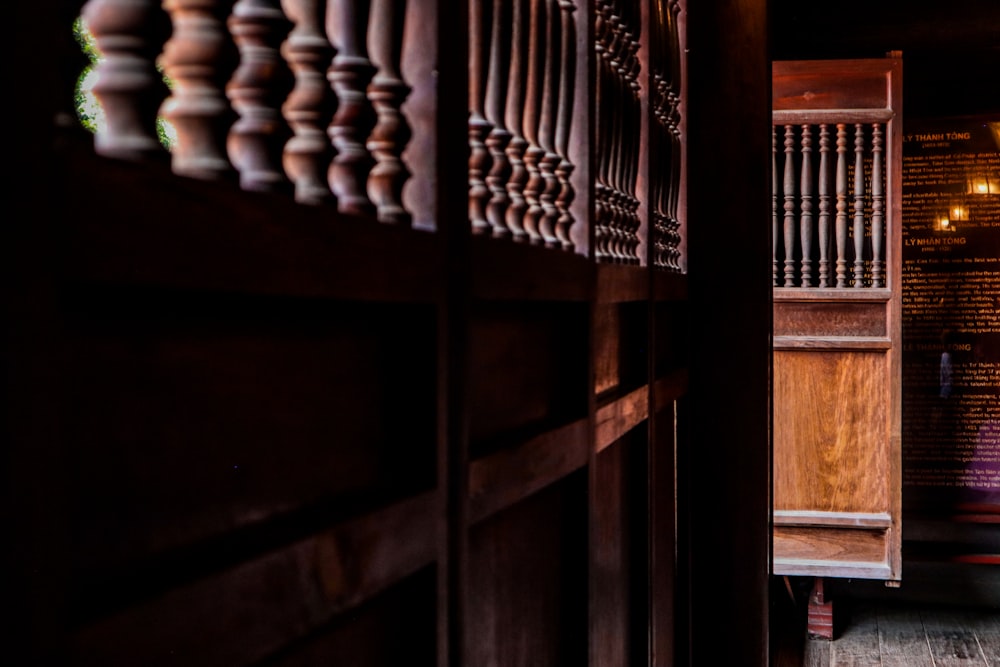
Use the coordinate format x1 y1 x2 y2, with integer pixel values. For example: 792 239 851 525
80 0 421 222
649 0 682 271
75 0 687 265
467 0 582 250
772 120 889 289
595 0 642 263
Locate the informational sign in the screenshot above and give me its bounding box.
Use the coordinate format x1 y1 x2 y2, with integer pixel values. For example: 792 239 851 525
901 117 1000 510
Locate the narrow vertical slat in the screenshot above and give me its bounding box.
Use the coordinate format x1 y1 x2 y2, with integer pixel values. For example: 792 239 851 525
853 123 866 287
772 126 779 286
505 0 530 240
666 0 683 271
522 0 548 244
281 0 336 205
327 0 376 215
625 20 642 263
799 124 813 287
782 124 796 287
227 0 293 193
538 0 563 247
835 123 848 288
871 122 884 287
81 0 170 161
468 0 493 233
817 124 831 287
484 0 513 237
367 0 412 225
593 1 611 260
554 0 578 251
160 0 238 180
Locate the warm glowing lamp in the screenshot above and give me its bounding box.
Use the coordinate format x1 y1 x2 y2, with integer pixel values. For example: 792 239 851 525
968 174 996 195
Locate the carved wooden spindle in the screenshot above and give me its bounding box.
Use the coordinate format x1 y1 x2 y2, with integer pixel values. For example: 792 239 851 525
505 0 530 240
594 0 608 261
81 0 170 160
624 29 642 264
871 123 885 287
281 0 336 205
783 124 796 287
468 0 494 233
799 124 813 287
609 9 626 262
484 0 513 237
367 0 412 225
327 0 377 215
853 123 866 287
666 0 683 271
160 0 239 180
553 0 577 251
772 126 779 286
537 0 562 248
522 0 547 244
817 124 831 287
228 0 293 193
835 123 849 288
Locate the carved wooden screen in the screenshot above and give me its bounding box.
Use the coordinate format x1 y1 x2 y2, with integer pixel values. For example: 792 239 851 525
771 54 904 582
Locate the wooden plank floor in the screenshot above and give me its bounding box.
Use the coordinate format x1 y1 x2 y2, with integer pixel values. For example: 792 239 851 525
798 601 1000 667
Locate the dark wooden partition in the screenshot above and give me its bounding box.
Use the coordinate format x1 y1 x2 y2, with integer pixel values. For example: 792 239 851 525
5 1 771 665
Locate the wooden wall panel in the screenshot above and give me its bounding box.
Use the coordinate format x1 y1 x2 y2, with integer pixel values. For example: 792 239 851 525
467 474 588 666
773 350 889 513
592 431 648 667
62 290 438 579
467 302 589 457
259 570 437 667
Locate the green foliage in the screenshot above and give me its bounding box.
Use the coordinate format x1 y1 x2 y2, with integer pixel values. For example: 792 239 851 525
71 15 176 150
73 16 100 134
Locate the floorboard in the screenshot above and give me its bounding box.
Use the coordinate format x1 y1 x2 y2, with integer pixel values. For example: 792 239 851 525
783 598 1000 667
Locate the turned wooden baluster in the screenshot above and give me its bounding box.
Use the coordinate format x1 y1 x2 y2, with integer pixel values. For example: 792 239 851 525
522 0 547 244
593 1 610 259
483 0 513 237
553 0 577 251
468 0 493 233
871 122 884 287
81 0 170 160
853 123 866 287
367 0 411 225
772 127 779 286
624 23 642 264
161 0 238 180
327 0 376 215
610 8 627 262
607 6 627 262
650 1 665 266
228 0 293 193
782 124 796 287
281 0 336 204
817 124 831 287
505 0 530 240
799 124 813 287
835 123 849 288
537 0 562 247
666 0 683 270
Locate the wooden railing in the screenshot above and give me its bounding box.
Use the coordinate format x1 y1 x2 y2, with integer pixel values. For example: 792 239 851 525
772 118 891 289
80 0 436 225
76 0 685 269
